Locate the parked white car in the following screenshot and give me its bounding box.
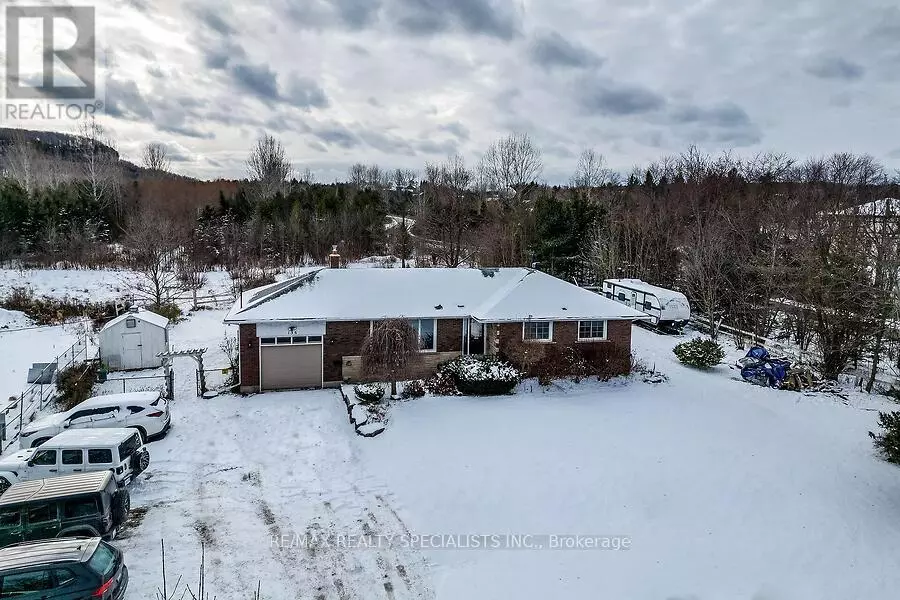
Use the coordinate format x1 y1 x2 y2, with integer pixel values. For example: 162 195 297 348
0 428 151 493
19 391 170 449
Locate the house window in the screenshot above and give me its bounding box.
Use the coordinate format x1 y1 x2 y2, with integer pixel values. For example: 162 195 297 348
408 319 437 351
643 301 653 311
578 321 607 341
126 318 137 328
523 321 552 342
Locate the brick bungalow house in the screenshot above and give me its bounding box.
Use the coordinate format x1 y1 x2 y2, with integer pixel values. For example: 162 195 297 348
224 265 647 393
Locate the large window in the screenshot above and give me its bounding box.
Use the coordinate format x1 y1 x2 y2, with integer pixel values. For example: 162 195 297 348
578 321 607 341
260 336 323 346
409 319 437 351
0 570 54 596
523 321 552 342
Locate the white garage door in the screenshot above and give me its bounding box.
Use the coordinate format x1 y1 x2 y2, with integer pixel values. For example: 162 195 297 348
260 337 323 390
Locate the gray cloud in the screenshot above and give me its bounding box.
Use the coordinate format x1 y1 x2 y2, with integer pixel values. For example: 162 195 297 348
160 123 216 140
529 31 603 70
804 57 865 80
312 124 360 149
670 102 753 129
284 0 381 30
230 63 281 103
415 139 459 155
105 79 154 120
285 76 330 110
391 0 520 39
358 130 416 155
439 122 470 141
579 79 667 116
193 6 236 36
668 101 761 147
888 148 900 159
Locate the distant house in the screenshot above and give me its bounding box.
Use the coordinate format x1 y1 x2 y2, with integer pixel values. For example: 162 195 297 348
224 264 647 393
99 310 170 371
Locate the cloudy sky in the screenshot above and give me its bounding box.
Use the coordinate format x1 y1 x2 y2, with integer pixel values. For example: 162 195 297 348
6 0 900 182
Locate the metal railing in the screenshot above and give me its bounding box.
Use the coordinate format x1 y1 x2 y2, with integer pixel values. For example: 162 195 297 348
2 325 96 453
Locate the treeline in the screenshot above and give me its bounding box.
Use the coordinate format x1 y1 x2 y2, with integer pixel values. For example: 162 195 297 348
1 125 899 385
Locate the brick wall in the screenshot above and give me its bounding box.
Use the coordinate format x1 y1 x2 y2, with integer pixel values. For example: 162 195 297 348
238 324 260 393
326 318 464 384
324 321 371 383
495 320 633 377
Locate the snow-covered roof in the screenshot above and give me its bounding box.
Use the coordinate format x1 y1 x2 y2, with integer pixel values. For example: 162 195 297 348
604 279 689 305
225 268 647 324
101 309 169 331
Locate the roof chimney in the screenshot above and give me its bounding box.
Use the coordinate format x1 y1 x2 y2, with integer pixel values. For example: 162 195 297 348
329 245 342 269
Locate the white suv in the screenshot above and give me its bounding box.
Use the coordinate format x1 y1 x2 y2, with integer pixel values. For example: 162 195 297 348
0 428 151 493
19 391 170 449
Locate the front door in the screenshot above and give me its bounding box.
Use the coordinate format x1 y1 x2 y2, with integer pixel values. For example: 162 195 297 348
630 292 638 309
123 333 143 369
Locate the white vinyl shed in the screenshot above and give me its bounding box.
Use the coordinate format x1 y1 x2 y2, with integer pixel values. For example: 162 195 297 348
99 310 170 371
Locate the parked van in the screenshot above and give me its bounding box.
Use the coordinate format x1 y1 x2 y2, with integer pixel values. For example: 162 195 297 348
0 429 150 493
0 471 130 547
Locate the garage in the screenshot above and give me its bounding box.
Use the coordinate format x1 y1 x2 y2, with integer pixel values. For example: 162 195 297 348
259 336 323 390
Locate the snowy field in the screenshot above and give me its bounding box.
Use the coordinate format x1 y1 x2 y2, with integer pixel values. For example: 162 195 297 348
1 268 900 599
0 323 83 405
0 267 235 303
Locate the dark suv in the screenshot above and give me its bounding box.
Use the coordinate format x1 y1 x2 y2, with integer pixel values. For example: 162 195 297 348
0 537 127 599
0 471 129 548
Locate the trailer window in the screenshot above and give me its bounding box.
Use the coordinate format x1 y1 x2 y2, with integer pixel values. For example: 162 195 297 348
643 301 653 310
578 321 607 341
617 293 626 301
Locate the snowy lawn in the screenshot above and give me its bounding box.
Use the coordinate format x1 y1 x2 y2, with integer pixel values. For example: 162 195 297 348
356 327 900 600
0 323 83 405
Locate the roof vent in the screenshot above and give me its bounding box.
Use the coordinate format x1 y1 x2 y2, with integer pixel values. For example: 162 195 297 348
435 304 443 310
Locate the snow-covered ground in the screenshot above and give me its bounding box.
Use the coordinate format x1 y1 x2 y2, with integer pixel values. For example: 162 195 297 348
2 268 900 599
357 328 900 599
0 267 235 304
0 323 84 405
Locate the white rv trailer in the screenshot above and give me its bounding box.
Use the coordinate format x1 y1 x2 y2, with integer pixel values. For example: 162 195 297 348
602 279 691 328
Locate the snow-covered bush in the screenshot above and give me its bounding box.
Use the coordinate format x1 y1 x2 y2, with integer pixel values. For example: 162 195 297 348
354 383 385 404
870 411 900 465
673 338 725 369
425 371 459 396
441 356 522 396
401 379 426 399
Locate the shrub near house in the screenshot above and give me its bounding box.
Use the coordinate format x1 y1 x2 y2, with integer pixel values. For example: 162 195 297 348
442 356 522 396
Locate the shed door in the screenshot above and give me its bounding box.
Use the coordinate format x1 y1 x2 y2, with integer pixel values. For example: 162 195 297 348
260 345 322 390
123 333 143 369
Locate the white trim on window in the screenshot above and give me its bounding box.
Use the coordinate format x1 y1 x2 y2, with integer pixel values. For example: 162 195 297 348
409 318 438 352
522 321 553 342
260 336 323 346
577 320 608 341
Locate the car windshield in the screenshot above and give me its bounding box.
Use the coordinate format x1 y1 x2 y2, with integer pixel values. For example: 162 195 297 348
87 542 117 579
117 434 141 460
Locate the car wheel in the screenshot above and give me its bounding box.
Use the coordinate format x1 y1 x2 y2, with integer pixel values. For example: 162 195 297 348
0 478 10 494
131 450 151 475
112 490 131 525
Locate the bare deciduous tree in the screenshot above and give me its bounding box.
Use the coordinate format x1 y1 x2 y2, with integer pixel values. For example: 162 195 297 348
76 117 122 218
124 209 186 307
681 210 735 340
481 132 543 201
361 319 422 396
247 134 292 200
572 148 613 193
142 142 172 172
420 155 478 267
